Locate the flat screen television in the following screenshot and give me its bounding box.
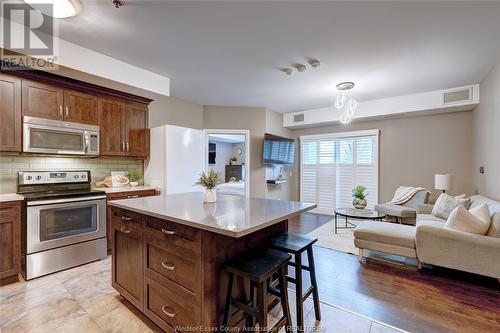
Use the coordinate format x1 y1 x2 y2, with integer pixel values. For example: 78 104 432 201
263 134 295 165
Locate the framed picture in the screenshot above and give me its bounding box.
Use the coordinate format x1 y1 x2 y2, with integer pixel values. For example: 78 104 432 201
111 171 129 187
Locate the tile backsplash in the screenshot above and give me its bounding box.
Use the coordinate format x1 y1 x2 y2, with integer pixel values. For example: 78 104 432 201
0 156 143 194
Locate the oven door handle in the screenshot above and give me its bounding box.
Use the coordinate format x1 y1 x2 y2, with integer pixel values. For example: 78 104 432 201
26 195 107 206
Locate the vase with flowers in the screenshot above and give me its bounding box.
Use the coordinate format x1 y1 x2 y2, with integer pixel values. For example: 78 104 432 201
197 169 221 203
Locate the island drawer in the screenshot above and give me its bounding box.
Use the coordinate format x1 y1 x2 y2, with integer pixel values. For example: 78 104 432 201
145 216 201 253
144 276 201 332
144 234 201 304
110 207 143 227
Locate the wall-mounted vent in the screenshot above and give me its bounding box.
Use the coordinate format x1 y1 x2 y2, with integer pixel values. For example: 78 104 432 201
443 87 473 105
293 113 305 122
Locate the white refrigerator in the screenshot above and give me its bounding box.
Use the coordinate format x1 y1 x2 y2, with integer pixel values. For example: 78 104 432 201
144 125 205 194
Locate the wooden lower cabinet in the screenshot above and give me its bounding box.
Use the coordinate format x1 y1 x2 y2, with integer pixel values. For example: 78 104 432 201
0 201 22 281
106 189 157 251
111 208 144 309
111 206 202 332
144 276 202 332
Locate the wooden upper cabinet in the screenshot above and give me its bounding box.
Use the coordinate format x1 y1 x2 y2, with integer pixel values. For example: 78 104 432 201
98 97 126 156
63 90 98 125
22 80 64 120
125 102 149 158
0 74 22 152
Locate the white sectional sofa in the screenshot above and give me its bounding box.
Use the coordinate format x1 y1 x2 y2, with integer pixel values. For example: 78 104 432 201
354 195 500 279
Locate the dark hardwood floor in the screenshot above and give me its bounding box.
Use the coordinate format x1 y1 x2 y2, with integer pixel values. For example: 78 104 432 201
288 212 332 233
288 213 500 333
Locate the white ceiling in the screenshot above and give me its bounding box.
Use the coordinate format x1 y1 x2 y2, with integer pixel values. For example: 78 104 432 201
22 1 500 112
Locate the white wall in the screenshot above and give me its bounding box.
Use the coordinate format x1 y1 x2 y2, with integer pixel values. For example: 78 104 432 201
473 58 500 200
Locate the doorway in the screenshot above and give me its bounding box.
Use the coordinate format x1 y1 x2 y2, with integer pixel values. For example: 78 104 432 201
204 129 250 197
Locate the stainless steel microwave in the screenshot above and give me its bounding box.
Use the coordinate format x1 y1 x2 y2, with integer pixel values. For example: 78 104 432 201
23 116 99 156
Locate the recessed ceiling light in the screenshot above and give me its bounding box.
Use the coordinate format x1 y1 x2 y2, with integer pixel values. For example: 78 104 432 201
294 64 307 72
23 0 82 19
309 59 321 69
281 68 294 76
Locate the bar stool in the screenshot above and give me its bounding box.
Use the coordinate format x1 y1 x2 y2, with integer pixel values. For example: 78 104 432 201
222 247 293 333
267 233 321 330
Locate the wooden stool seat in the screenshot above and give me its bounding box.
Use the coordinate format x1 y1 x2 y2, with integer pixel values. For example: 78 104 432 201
268 232 317 254
267 232 321 330
222 247 292 333
224 247 291 282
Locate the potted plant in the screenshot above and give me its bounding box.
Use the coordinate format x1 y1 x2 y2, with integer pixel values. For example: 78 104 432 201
229 157 237 165
352 185 369 209
198 169 221 203
126 169 142 187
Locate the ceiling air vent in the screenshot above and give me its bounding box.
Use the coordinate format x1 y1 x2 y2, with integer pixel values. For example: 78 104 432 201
293 113 305 122
443 86 473 105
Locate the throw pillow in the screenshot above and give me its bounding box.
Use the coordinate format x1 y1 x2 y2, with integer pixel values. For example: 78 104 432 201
444 204 491 235
432 193 471 219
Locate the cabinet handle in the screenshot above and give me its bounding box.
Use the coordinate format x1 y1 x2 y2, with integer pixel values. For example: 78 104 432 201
161 228 175 235
59 105 63 117
122 142 125 152
161 261 176 271
161 305 177 318
65 106 69 117
126 142 130 152
121 216 133 221
127 195 139 199
120 226 131 234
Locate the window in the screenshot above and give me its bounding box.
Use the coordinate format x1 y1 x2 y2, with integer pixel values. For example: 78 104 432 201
300 130 379 214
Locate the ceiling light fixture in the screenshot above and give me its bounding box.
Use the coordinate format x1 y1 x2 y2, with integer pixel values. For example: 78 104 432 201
309 59 321 69
112 0 125 8
294 64 307 72
23 0 82 18
335 82 357 124
281 68 294 76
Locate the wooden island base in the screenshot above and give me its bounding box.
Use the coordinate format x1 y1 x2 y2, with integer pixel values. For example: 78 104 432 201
110 206 288 332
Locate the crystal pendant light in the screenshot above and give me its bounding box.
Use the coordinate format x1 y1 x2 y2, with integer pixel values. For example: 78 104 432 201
335 82 357 124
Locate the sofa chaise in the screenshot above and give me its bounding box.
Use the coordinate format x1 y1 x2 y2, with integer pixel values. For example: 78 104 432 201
354 195 500 279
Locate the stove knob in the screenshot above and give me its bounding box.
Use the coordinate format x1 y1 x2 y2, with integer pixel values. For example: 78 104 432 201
35 176 41 180
26 176 32 180
81 175 86 179
74 175 80 179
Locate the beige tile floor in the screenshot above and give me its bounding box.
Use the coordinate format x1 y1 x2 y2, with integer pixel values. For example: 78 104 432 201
0 257 405 333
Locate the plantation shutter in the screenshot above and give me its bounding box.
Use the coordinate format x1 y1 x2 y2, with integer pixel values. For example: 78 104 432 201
300 130 379 213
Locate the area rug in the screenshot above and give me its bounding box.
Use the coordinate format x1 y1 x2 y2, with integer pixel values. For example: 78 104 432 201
307 220 359 255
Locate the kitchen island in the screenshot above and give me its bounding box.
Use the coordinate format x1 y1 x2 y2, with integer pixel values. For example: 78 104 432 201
108 192 315 332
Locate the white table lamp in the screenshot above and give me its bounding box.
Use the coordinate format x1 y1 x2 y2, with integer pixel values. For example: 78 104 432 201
435 174 454 193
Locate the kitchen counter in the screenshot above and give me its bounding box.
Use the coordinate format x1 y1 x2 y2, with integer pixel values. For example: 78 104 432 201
0 193 24 202
108 192 316 329
108 191 315 237
92 186 157 194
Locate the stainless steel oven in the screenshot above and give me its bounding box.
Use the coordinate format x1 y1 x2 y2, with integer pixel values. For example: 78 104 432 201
23 116 99 156
26 196 106 254
18 171 107 280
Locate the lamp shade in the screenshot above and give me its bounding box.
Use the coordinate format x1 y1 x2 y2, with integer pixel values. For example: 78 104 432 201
435 174 454 191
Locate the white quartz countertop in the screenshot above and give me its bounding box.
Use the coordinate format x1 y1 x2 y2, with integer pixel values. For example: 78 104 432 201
108 192 316 238
0 193 24 202
92 186 157 194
